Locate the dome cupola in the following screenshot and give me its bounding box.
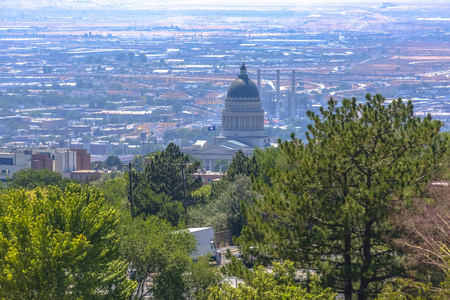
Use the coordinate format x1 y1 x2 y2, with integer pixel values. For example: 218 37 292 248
226 63 260 99
222 63 265 138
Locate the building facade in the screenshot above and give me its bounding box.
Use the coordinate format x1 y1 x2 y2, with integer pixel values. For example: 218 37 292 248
0 147 91 184
184 64 273 171
221 63 270 147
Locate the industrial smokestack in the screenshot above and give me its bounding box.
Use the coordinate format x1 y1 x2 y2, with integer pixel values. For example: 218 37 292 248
291 70 296 118
257 69 261 93
276 70 280 101
276 70 280 123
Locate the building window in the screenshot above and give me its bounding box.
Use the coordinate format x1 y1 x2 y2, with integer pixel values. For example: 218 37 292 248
0 158 13 165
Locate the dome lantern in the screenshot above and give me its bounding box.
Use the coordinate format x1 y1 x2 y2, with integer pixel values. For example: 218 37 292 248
226 64 260 99
239 62 247 77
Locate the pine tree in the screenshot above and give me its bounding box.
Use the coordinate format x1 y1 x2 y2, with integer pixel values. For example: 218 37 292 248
226 150 259 182
131 142 202 225
237 95 448 300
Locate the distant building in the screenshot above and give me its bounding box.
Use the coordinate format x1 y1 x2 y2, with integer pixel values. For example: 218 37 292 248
41 118 68 130
194 92 225 106
184 64 273 170
221 63 271 148
157 90 192 102
70 170 104 182
0 150 32 183
191 171 224 185
69 124 91 133
31 153 53 170
89 143 107 155
0 147 91 184
73 148 91 170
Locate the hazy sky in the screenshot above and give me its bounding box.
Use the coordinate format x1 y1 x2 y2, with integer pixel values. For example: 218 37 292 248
4 0 450 9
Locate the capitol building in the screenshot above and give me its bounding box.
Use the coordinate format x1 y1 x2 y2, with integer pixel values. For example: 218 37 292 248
184 63 273 171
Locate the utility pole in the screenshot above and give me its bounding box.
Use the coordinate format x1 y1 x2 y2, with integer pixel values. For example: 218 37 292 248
122 163 139 218
171 163 192 218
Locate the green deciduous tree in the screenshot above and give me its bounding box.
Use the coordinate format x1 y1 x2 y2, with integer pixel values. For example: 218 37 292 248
376 278 450 300
8 168 73 190
132 154 145 171
253 146 286 185
105 155 122 169
93 174 128 209
191 185 212 205
185 256 223 300
189 175 256 238
208 260 336 300
0 184 136 299
237 95 448 300
120 215 194 300
119 215 221 300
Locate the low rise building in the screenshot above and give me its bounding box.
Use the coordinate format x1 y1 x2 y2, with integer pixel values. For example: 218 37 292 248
70 170 104 182
191 171 224 185
0 147 91 184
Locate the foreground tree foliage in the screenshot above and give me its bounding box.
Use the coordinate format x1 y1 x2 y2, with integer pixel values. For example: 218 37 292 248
376 278 450 300
378 184 450 298
208 260 336 300
120 215 195 300
189 175 256 238
186 256 223 300
394 184 450 275
0 184 136 299
237 95 448 300
94 174 128 209
120 215 221 300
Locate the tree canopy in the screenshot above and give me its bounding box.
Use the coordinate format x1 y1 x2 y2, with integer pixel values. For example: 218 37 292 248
209 260 336 300
0 184 136 299
120 215 195 300
131 142 202 225
105 155 122 168
225 150 259 182
236 95 448 300
189 175 256 238
8 168 73 190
